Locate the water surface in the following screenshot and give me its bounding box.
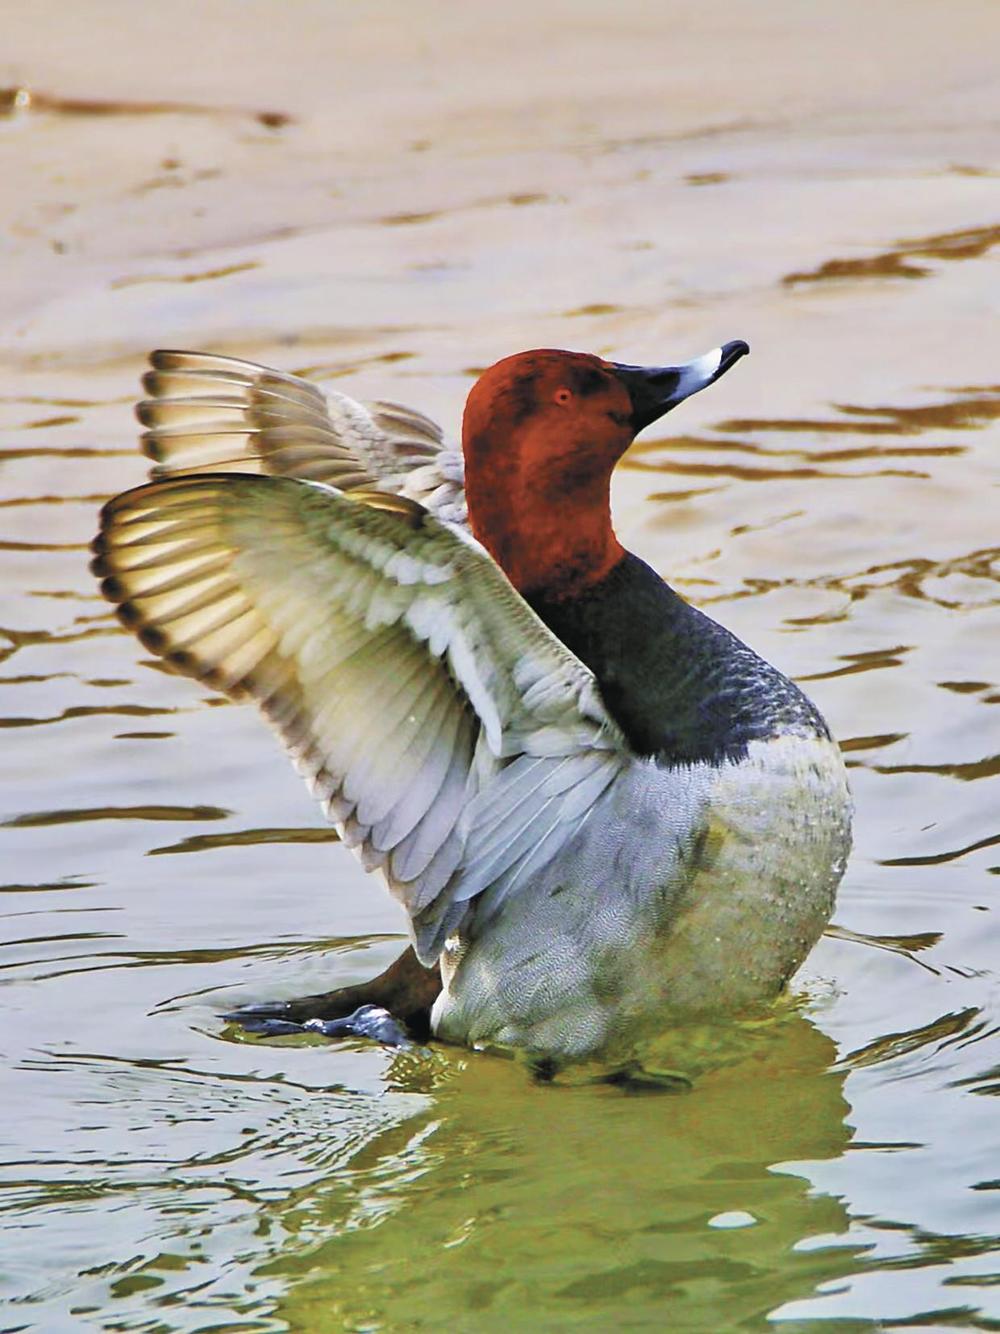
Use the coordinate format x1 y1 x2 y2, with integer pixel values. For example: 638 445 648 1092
2 2 999 1329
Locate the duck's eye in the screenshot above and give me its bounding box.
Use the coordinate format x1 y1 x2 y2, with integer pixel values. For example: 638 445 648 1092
553 387 573 405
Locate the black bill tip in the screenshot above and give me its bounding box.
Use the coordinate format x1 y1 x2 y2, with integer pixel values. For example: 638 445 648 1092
613 338 750 433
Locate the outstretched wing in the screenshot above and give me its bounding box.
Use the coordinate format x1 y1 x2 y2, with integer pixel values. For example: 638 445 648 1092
137 350 467 525
91 475 627 961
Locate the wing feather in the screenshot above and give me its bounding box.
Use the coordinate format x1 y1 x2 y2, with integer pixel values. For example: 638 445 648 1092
137 350 467 524
92 473 626 962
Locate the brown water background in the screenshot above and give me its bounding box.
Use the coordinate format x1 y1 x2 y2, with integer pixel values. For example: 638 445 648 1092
2 2 999 1329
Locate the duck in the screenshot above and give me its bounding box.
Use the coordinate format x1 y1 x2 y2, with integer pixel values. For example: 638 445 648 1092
91 341 852 1074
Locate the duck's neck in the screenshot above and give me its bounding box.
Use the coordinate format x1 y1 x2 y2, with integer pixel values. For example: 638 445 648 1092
526 552 829 763
464 429 625 599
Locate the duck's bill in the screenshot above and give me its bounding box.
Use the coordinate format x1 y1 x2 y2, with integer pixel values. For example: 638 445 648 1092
612 339 750 433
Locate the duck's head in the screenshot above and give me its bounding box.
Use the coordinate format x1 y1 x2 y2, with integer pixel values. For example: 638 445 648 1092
463 341 749 600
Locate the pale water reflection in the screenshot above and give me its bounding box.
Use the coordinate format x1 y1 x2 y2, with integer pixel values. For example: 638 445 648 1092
2 1 999 1330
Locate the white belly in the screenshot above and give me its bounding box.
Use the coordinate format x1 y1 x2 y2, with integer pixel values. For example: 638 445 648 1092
431 733 852 1064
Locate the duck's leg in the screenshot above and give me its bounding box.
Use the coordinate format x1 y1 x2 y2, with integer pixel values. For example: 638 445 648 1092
223 945 442 1049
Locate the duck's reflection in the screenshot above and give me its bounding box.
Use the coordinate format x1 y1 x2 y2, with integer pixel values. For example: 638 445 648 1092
264 1008 863 1329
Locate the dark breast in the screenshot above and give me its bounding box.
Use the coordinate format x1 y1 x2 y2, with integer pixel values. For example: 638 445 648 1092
527 553 828 765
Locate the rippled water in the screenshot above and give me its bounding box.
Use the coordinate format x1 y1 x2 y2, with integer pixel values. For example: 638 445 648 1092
2 3 999 1329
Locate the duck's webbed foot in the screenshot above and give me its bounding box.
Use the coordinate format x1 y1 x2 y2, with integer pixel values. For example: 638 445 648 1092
231 1002 416 1050
222 945 442 1050
603 1061 694 1093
